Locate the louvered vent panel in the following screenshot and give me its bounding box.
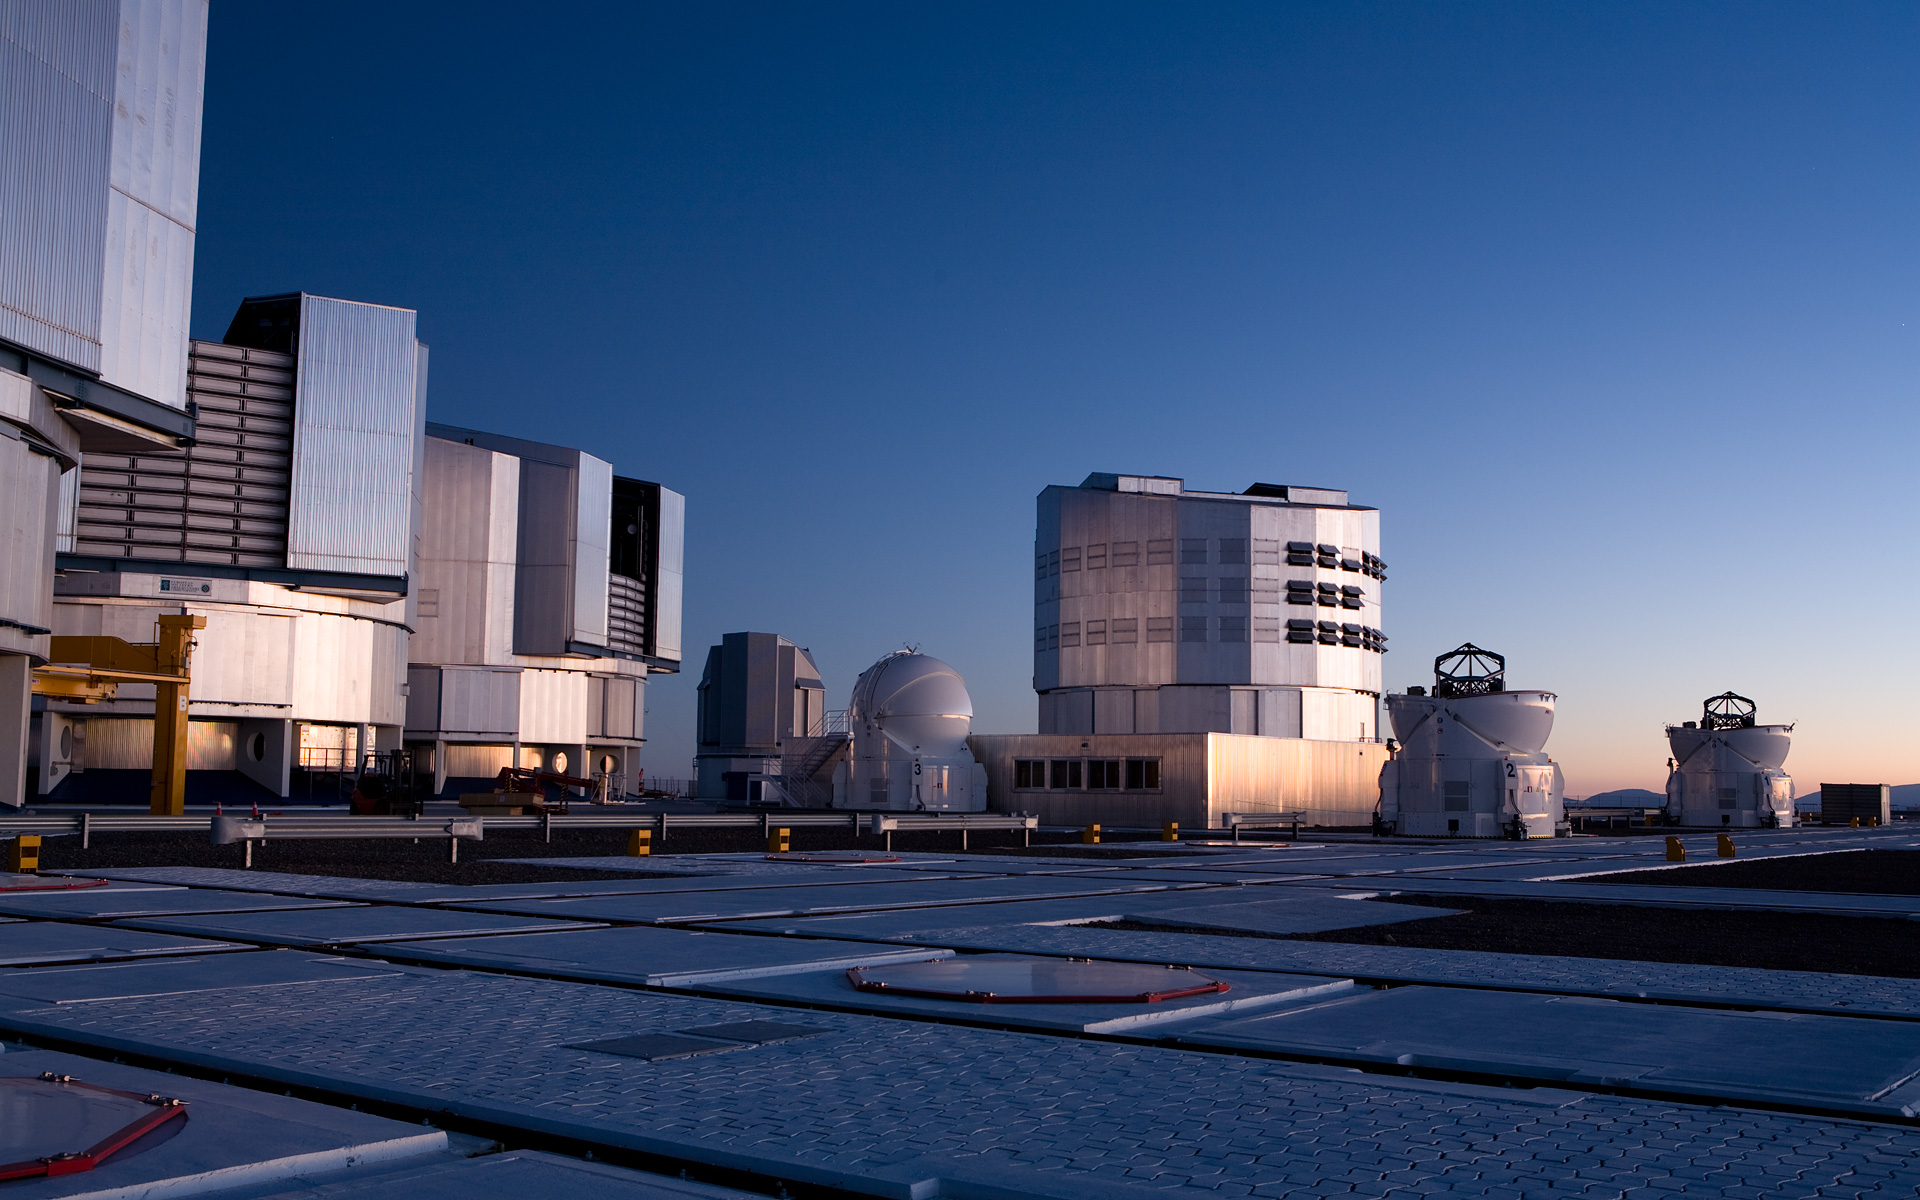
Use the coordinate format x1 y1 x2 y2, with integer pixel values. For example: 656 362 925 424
607 572 647 656
73 340 295 566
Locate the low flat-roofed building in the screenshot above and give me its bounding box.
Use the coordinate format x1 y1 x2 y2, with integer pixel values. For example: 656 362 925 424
970 732 1389 829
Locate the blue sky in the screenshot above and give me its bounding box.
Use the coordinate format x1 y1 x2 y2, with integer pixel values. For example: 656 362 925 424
190 3 1917 795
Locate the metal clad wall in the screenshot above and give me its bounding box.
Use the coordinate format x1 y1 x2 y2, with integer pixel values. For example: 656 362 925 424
572 452 611 646
0 423 60 656
512 458 577 656
285 296 418 575
651 486 683 663
95 0 205 410
436 666 519 739
0 0 116 372
518 667 588 744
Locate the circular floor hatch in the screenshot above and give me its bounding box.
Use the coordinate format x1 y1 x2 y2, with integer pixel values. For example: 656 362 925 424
0 1074 187 1181
846 958 1229 1004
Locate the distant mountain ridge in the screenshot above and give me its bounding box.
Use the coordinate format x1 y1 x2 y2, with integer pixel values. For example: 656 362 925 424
1571 788 1663 806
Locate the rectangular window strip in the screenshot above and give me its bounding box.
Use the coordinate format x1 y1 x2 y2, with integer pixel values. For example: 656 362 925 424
1111 618 1139 644
1147 616 1174 643
1111 541 1139 566
1146 539 1174 565
1013 758 1162 791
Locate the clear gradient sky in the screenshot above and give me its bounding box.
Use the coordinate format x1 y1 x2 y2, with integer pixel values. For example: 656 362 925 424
189 3 1917 797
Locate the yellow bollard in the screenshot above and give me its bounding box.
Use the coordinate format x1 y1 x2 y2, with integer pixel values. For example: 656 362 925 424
1717 834 1735 858
1665 836 1685 863
627 829 652 857
7 835 39 873
767 827 790 854
1868 815 1879 828
1162 822 1179 842
1851 817 1860 829
1083 823 1101 845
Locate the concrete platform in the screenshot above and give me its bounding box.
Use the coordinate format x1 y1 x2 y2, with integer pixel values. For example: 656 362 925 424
0 887 355 920
245 1151 766 1200
1122 894 1466 935
115 907 605 947
0 951 407 1009
0 919 245 964
887 921 1920 1019
1291 875 1920 917
3 964 1914 1199
0 1047 447 1200
1179 985 1920 1116
461 876 1199 924
372 925 956 986
694 953 1355 1033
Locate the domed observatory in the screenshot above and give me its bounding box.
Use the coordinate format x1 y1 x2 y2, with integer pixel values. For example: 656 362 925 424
837 652 987 811
1378 644 1567 839
1663 692 1794 828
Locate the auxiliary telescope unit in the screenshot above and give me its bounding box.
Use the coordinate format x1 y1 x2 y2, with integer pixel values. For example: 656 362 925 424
1378 643 1568 839
836 651 987 811
1663 692 1794 828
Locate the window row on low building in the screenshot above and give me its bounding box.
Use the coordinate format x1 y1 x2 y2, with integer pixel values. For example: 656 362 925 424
1039 540 1387 578
1013 757 1162 791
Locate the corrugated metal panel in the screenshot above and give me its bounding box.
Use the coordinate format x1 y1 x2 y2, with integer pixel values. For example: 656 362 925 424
511 457 578 656
651 485 683 663
571 452 610 645
285 295 419 576
0 431 60 654
0 0 116 372
93 0 204 410
517 667 588 743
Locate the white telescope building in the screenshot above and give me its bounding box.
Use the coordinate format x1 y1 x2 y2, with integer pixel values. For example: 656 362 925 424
1663 692 1794 828
1380 644 1567 839
839 651 986 812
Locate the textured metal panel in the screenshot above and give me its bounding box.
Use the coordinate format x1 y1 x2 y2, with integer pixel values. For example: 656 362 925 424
0 0 116 372
285 296 420 576
0 430 61 654
517 667 588 744
571 452 610 646
511 458 576 656
651 485 683 664
436 666 519 739
95 0 205 411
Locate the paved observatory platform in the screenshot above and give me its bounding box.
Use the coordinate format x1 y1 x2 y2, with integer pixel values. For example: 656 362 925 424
5 827 1920 1198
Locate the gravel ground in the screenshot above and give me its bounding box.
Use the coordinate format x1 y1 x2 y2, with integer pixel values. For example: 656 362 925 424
1094 892 1920 978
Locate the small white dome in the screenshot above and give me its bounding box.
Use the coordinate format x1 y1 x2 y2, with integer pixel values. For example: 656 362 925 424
851 651 974 756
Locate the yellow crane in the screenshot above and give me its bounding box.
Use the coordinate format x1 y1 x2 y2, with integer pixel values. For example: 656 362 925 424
30 614 206 815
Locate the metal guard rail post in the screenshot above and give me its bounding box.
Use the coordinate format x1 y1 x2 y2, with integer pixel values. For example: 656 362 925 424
210 815 485 867
1221 811 1309 843
868 813 1039 851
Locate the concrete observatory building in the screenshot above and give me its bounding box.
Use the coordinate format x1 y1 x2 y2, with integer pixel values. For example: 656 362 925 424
840 651 986 811
1663 692 1794 828
1380 644 1567 839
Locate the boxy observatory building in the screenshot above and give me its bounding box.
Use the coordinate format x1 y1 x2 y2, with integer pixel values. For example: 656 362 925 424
970 473 1391 828
0 6 683 808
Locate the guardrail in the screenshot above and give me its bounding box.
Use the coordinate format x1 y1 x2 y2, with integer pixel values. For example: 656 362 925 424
210 815 485 866
1220 811 1309 842
0 808 1044 853
868 813 1039 850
